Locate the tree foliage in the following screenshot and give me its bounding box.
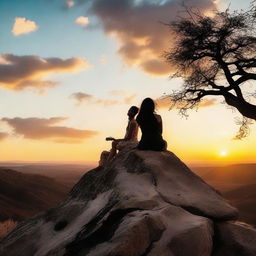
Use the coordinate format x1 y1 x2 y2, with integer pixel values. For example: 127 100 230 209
165 2 256 138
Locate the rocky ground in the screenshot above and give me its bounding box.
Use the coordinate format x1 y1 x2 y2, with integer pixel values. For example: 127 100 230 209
0 149 255 256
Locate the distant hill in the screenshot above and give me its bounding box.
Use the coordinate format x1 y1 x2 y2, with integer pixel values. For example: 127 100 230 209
223 184 256 226
0 168 70 221
0 163 95 187
192 164 256 185
192 164 256 226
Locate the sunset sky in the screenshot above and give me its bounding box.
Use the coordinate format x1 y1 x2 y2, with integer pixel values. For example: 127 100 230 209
0 0 254 165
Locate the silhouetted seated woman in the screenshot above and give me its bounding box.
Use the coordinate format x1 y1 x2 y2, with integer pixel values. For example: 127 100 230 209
136 98 167 151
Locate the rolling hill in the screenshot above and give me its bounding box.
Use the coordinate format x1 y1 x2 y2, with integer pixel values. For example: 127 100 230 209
0 168 70 221
0 163 95 187
223 184 256 225
192 164 256 226
192 164 256 187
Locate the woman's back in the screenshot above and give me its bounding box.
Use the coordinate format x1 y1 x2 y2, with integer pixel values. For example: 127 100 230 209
136 98 167 151
139 114 161 135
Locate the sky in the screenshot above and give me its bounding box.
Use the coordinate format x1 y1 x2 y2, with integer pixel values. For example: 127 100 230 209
0 0 254 165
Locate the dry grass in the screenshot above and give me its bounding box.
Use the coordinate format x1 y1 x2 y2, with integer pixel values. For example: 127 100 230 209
0 219 18 239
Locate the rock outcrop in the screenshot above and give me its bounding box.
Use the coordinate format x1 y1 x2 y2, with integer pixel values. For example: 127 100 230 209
0 149 255 256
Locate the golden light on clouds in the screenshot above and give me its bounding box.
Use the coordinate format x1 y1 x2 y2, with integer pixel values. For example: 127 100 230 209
12 17 39 36
91 0 217 75
2 117 98 143
75 16 90 27
0 54 90 91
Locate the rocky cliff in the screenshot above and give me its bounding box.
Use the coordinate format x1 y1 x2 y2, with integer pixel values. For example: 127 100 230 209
0 149 255 256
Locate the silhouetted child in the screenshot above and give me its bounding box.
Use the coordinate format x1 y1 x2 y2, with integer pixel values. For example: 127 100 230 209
99 106 139 166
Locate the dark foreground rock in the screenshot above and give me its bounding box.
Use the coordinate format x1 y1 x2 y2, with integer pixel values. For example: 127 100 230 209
213 221 256 256
0 149 255 256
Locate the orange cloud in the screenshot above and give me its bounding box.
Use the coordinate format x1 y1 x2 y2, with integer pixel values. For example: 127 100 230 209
0 54 90 91
141 59 172 76
155 97 217 109
2 117 98 143
198 99 218 108
75 16 90 27
91 0 217 76
12 17 39 36
0 132 8 141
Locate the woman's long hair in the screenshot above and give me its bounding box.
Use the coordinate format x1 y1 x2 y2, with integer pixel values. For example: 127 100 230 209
136 98 158 130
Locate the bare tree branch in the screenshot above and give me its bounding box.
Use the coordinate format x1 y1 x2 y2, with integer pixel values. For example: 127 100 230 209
165 2 256 138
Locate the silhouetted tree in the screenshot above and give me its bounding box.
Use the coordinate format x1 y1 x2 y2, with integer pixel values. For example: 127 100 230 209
165 2 256 138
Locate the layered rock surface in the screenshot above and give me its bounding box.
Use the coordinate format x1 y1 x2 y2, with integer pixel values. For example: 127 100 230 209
0 149 255 256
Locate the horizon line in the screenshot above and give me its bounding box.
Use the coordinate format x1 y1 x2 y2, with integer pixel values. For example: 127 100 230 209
0 160 256 167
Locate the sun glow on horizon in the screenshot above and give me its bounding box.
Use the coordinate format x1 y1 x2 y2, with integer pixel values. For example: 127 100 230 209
220 150 228 157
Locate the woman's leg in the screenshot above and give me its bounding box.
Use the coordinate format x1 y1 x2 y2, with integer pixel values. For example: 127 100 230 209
107 140 119 163
99 150 110 166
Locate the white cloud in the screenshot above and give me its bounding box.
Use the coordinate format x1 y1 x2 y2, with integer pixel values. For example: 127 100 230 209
12 17 39 36
75 16 90 27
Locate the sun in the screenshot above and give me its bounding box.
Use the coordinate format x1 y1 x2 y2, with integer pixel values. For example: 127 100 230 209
220 151 228 157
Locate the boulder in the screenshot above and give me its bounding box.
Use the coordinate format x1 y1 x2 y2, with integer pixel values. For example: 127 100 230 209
65 205 213 256
213 221 256 256
0 149 251 256
118 150 238 219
